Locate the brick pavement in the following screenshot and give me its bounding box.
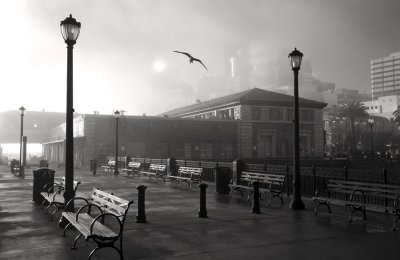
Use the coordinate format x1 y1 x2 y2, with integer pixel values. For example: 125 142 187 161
1 165 400 260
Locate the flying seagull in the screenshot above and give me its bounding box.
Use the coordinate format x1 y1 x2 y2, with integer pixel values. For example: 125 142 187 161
173 51 208 71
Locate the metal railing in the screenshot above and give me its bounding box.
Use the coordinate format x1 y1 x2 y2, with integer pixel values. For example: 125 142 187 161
126 157 400 208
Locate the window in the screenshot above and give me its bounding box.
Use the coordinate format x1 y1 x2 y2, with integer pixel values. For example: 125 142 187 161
300 110 314 121
257 134 272 157
184 143 192 159
287 109 294 121
154 143 169 158
269 108 283 120
261 108 269 120
220 143 234 159
200 143 213 159
251 107 261 120
170 143 185 158
300 136 309 157
217 109 231 119
126 142 145 157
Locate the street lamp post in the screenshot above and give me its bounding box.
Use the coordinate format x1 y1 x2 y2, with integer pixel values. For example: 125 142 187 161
288 48 305 210
114 110 121 175
368 118 375 158
60 14 81 211
19 106 25 177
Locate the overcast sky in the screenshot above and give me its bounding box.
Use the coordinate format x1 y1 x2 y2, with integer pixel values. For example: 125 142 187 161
1 0 400 115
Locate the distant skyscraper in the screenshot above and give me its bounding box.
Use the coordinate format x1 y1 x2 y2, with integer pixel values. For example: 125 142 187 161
371 52 400 100
224 42 250 92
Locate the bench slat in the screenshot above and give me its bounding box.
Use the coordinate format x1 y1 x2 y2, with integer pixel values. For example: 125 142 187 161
329 180 400 189
92 189 129 216
62 212 118 239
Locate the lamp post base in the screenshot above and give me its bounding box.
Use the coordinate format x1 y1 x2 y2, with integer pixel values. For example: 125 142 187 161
289 198 305 210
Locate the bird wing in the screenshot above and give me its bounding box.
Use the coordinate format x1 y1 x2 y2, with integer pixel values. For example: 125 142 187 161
173 51 193 58
193 58 208 71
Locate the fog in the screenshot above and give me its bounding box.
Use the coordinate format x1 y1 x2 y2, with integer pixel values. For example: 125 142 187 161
1 0 400 115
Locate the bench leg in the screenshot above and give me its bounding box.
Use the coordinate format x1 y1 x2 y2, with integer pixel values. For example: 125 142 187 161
50 208 63 222
348 206 367 222
393 216 400 231
88 244 123 260
61 222 72 237
45 203 53 214
313 200 332 215
247 191 252 202
267 192 284 207
71 233 82 249
88 247 100 260
40 200 48 208
229 186 244 198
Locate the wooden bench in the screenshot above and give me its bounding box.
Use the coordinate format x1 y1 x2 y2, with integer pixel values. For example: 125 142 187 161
168 166 203 189
121 162 142 177
313 179 400 229
13 165 21 176
11 161 23 177
40 177 81 221
139 164 167 182
101 160 115 173
229 171 285 206
61 188 133 260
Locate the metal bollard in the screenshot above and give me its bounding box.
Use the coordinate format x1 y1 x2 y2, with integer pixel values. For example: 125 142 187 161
252 181 260 214
93 160 97 175
383 168 388 210
20 166 25 179
59 215 69 229
198 183 208 218
136 185 147 223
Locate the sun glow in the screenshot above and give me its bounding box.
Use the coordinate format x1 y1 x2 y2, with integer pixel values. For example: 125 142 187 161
153 61 166 72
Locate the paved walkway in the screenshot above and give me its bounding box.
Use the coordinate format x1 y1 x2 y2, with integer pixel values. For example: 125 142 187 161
1 165 400 260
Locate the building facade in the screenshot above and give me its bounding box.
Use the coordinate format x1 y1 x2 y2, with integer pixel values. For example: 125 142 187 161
371 52 400 100
42 88 327 167
363 95 400 119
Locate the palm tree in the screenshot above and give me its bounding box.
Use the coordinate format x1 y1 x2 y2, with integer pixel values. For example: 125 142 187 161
338 101 368 152
393 109 400 126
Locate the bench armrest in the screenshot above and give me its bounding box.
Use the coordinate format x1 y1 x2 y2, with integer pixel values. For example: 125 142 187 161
76 203 104 222
51 186 65 201
43 183 61 194
65 197 90 212
46 183 64 196
314 186 330 198
43 182 54 192
265 181 283 191
394 195 400 212
349 190 366 203
73 181 81 193
90 212 123 239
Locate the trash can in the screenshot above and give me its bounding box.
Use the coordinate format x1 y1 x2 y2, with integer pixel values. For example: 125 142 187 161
32 168 56 205
215 167 231 194
10 159 19 174
39 160 49 168
89 159 97 174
